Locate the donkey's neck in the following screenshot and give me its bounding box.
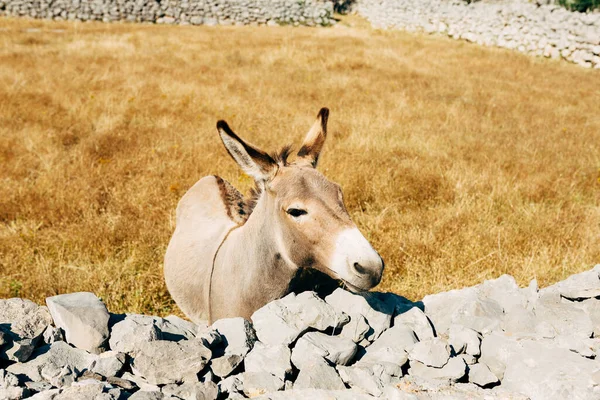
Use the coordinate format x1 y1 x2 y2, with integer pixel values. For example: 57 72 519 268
210 192 297 321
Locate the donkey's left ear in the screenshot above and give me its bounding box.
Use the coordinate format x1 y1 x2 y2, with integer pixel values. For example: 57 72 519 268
217 120 277 182
296 108 329 168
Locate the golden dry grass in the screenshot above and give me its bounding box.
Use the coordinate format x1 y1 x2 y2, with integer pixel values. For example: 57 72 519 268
1 16 599 316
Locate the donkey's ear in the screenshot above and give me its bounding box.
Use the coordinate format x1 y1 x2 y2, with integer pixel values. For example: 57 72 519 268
217 120 276 181
297 108 329 168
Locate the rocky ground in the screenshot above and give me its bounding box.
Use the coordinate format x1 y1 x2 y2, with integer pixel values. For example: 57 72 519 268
356 0 600 68
1 265 600 399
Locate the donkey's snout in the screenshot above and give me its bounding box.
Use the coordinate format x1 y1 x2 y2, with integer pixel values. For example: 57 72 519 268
351 257 384 288
352 262 367 275
331 228 385 290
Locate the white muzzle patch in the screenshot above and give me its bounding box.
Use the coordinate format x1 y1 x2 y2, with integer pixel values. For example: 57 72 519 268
330 227 383 289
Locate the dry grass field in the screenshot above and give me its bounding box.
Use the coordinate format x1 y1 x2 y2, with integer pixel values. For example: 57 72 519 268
0 16 599 316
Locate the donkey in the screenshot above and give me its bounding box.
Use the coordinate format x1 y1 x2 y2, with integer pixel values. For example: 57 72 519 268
164 108 384 323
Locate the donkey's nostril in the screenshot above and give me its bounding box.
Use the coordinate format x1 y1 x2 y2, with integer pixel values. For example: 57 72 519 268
353 262 368 275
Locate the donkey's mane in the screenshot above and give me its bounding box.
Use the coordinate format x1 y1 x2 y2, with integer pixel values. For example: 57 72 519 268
246 145 293 213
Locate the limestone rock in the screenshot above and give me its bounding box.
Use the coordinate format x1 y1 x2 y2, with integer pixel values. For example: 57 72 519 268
291 332 357 369
0 298 52 362
242 371 284 397
253 388 375 400
294 359 346 390
337 363 399 397
46 292 110 354
6 341 96 383
42 325 64 345
340 314 370 343
479 332 519 380
448 325 480 356
468 363 499 388
210 354 243 378
543 264 600 301
131 339 212 385
218 373 244 397
161 381 218 400
422 287 479 334
0 386 30 400
211 317 256 357
121 372 160 392
0 369 20 388
108 314 162 354
451 297 504 335
325 289 391 342
502 340 600 400
245 342 292 381
394 307 435 341
408 338 450 368
90 351 126 378
252 292 348 346
408 357 467 383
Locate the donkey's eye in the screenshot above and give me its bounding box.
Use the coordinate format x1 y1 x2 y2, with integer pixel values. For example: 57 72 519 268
286 208 308 218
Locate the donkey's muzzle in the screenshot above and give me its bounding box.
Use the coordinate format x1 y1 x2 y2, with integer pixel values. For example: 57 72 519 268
350 256 384 289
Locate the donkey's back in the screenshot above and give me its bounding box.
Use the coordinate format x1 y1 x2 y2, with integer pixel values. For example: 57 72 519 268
164 175 247 323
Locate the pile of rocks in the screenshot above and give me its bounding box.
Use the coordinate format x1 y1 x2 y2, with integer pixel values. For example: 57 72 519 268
357 0 600 68
1 265 600 399
0 0 335 27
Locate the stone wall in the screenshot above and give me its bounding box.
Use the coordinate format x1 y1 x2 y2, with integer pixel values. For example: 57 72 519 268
1 265 600 399
357 0 600 68
0 0 335 26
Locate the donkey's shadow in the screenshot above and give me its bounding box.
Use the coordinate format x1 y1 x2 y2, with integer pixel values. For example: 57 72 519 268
288 268 424 317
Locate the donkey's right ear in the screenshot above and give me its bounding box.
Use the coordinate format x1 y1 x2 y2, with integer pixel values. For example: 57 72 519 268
217 120 277 182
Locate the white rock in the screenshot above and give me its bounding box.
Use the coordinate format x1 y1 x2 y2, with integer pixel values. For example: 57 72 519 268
0 386 29 400
42 325 64 345
451 297 504 335
242 371 284 398
108 315 162 354
244 342 291 381
161 381 218 400
46 292 110 354
422 287 479 334
337 363 392 397
394 307 435 340
408 357 467 383
468 362 499 387
131 339 212 385
294 359 346 390
253 388 374 400
0 298 53 362
291 332 357 369
340 314 370 343
448 325 480 356
542 264 600 301
211 317 256 356
7 341 97 382
362 323 417 364
218 373 244 396
252 292 348 346
478 332 519 380
408 338 450 368
210 354 243 378
533 293 594 339
0 369 19 389
503 340 600 400
325 289 391 342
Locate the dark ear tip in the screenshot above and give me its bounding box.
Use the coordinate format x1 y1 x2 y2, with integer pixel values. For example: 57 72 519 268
318 108 330 118
217 120 232 134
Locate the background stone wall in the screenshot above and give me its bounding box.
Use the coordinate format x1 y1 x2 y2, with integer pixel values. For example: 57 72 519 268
357 0 600 68
0 0 335 26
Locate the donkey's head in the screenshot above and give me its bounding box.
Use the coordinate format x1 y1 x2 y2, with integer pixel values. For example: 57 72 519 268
216 108 384 291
